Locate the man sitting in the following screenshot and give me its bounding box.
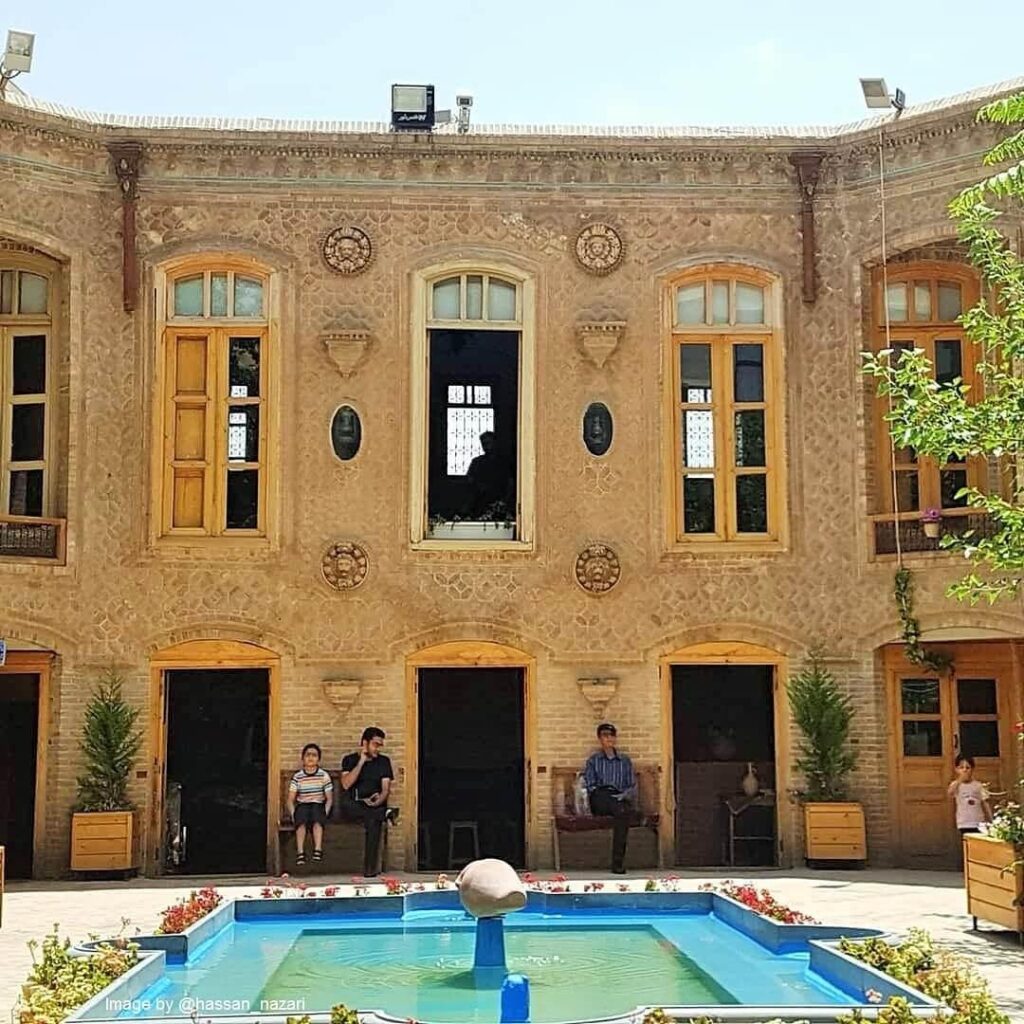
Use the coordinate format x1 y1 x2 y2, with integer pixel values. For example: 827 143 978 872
339 726 398 877
582 722 637 874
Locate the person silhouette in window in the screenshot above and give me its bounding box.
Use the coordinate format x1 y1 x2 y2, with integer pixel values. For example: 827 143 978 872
465 431 514 521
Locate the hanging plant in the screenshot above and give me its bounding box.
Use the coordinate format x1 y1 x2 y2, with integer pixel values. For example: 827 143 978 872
893 568 952 672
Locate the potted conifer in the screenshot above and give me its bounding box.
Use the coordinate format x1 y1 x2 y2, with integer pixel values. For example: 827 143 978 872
787 651 867 864
70 672 143 876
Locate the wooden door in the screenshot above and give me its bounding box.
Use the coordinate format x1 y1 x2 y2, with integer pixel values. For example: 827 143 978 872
888 644 1016 869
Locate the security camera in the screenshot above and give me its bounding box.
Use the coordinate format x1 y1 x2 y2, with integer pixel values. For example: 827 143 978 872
456 94 473 108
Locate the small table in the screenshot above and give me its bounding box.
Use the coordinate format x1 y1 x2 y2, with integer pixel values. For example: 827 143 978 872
722 792 776 867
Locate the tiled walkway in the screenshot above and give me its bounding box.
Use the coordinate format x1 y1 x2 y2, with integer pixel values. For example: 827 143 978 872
2 868 1021 1022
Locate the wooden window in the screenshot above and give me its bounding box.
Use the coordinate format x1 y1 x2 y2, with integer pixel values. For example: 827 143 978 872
871 263 982 525
410 264 535 548
0 266 53 518
157 263 270 539
667 266 783 545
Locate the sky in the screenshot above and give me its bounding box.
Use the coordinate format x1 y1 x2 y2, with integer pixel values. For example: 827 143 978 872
12 0 1024 128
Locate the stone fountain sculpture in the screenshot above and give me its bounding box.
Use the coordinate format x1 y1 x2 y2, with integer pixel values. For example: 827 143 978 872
456 858 530 1023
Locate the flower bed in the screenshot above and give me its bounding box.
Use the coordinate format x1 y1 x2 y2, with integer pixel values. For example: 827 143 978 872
17 928 138 1024
699 881 816 924
156 886 222 934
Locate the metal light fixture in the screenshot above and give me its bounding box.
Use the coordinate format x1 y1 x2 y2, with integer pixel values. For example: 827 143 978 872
0 28 34 99
455 93 473 134
859 77 906 112
391 84 435 132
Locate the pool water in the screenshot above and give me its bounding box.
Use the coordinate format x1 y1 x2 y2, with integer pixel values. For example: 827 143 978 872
122 908 853 1023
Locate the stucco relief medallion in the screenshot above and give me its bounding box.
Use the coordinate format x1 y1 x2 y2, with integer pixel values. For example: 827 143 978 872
322 227 373 275
321 541 369 591
574 223 623 275
574 543 621 594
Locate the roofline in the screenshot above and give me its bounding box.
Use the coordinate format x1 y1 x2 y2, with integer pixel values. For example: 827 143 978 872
3 76 1022 144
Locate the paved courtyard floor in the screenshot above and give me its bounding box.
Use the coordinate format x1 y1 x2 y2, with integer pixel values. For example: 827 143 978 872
2 868 1022 1023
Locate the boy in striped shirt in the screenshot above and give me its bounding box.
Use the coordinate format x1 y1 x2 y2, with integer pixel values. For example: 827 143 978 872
287 743 333 865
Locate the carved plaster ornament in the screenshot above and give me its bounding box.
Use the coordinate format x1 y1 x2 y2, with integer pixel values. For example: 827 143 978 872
322 679 362 717
576 321 625 368
574 543 621 594
321 541 369 590
577 676 619 718
321 329 372 377
575 223 624 274
323 226 373 274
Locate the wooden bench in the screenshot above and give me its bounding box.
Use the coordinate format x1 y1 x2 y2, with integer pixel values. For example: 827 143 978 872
274 770 390 876
550 765 663 871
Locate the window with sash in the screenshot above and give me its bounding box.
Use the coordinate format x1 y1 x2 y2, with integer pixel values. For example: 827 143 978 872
157 263 270 539
669 267 784 544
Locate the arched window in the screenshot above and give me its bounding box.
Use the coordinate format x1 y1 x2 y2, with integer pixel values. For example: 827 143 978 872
666 265 785 545
410 264 534 546
0 260 55 521
154 258 272 540
870 261 982 547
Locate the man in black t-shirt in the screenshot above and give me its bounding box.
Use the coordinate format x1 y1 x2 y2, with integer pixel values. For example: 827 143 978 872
339 726 396 877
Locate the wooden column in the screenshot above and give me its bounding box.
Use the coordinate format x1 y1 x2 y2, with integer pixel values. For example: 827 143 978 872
789 151 825 304
108 142 143 313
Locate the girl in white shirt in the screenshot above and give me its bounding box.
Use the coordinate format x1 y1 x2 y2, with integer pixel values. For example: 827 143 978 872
947 754 992 835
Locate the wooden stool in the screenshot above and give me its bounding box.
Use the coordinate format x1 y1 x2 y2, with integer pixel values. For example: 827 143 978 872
448 820 480 868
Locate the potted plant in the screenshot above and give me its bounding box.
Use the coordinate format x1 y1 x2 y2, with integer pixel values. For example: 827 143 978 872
787 650 867 864
70 671 143 876
921 507 942 539
963 722 1023 941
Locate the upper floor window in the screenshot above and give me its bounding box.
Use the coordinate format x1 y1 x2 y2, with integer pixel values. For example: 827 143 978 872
667 266 784 545
410 266 535 547
155 259 272 541
1 266 53 519
871 262 982 528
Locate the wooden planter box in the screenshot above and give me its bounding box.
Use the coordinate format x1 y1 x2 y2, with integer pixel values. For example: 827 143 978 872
804 802 867 862
70 811 139 874
963 833 1023 942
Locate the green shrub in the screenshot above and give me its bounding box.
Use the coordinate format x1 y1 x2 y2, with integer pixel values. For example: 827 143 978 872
18 927 138 1024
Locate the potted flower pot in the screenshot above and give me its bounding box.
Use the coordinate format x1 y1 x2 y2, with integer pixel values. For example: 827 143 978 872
921 508 942 539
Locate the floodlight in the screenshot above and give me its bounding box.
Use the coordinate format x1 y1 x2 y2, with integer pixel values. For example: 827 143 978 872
391 84 435 131
860 77 906 112
4 29 33 73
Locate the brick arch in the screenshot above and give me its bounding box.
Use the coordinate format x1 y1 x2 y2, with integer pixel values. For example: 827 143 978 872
144 621 294 659
648 622 802 661
392 620 552 662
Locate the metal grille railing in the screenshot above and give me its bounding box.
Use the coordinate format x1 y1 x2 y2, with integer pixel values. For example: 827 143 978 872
874 513 998 556
0 517 64 560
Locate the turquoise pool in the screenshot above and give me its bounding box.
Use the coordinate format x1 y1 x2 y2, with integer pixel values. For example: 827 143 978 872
74 891 937 1024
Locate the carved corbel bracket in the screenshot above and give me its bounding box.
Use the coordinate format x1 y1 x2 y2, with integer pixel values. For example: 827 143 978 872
577 321 625 369
322 679 363 717
788 151 825 305
108 141 143 313
322 330 373 378
577 676 619 719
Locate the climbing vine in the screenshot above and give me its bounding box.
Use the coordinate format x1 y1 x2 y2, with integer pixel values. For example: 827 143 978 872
894 568 952 672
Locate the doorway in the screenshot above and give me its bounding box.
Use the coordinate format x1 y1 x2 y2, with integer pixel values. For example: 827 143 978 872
0 673 39 878
672 665 777 867
164 669 269 874
887 642 1017 869
417 668 525 870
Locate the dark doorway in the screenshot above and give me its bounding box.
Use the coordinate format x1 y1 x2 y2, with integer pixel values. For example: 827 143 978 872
418 668 525 870
165 669 268 874
428 330 519 528
0 674 39 878
672 665 776 867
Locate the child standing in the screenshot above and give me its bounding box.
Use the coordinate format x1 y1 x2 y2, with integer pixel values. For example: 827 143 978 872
287 743 333 866
947 754 992 836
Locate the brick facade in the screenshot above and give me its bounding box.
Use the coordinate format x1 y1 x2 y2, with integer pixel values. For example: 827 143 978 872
1 85 1023 878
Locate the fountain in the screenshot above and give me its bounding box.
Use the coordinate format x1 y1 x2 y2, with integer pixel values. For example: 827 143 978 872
456 858 530 1022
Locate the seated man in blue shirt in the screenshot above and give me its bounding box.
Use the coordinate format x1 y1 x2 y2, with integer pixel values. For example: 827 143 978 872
582 722 637 874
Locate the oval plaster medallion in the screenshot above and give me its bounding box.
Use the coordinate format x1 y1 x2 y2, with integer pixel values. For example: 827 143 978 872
321 541 369 590
575 223 623 275
582 402 613 456
574 542 621 594
322 226 373 275
330 405 362 461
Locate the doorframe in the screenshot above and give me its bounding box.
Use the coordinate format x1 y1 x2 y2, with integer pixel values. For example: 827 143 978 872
884 640 1021 866
147 640 280 876
0 649 53 878
659 641 791 868
405 640 537 870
